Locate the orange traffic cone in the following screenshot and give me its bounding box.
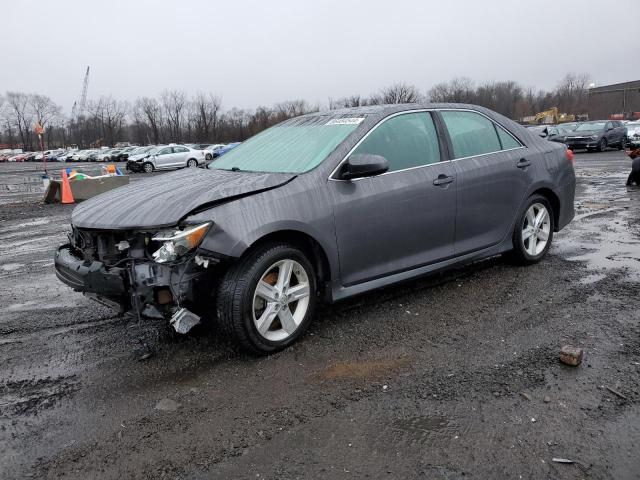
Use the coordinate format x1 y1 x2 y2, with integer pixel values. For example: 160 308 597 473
61 170 74 204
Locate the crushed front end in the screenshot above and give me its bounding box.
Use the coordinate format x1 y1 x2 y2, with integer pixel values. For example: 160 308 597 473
54 222 221 332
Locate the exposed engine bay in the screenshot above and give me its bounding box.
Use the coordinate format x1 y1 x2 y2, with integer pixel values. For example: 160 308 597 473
55 223 223 333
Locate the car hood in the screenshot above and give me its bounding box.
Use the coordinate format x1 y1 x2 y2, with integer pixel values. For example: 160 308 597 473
72 167 296 230
128 153 149 161
566 130 601 137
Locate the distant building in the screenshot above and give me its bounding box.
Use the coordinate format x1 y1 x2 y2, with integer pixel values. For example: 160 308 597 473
588 80 640 120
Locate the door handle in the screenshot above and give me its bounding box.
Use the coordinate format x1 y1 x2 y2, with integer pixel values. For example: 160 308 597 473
433 174 454 186
516 158 531 169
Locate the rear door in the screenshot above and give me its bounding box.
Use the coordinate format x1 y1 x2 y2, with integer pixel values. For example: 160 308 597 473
438 110 534 255
330 111 456 286
604 121 617 145
172 146 190 167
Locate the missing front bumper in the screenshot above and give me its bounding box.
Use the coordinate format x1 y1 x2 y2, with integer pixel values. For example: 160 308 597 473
54 244 214 331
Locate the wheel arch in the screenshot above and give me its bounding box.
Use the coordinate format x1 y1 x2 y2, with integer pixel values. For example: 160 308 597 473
530 187 560 231
244 229 332 289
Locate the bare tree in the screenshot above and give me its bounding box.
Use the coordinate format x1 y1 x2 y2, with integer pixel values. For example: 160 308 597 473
328 94 366 110
161 90 187 142
371 83 423 105
428 77 475 103
555 73 590 114
5 92 34 150
134 97 163 144
192 92 222 142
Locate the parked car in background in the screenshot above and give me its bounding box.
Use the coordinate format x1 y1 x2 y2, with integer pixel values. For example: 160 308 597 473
55 103 575 354
189 143 212 151
93 149 115 162
107 149 124 162
137 145 206 173
47 150 67 162
75 149 97 161
8 153 28 162
213 142 241 158
204 143 226 160
626 121 640 148
114 146 139 162
126 146 163 171
525 123 577 144
546 123 578 143
563 120 627 152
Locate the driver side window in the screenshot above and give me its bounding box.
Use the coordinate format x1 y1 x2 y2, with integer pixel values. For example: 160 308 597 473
352 112 441 173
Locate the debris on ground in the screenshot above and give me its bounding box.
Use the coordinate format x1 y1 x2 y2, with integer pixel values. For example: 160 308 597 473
154 398 180 412
605 386 627 400
559 345 584 366
552 458 575 464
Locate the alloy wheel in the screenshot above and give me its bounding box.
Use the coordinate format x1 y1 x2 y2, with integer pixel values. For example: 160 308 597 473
521 203 551 256
598 138 607 152
252 259 311 342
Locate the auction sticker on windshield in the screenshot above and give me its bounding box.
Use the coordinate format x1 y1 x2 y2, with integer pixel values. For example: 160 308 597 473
325 118 365 125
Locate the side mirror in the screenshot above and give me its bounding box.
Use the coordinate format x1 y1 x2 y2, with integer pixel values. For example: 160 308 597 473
339 153 389 180
538 127 548 138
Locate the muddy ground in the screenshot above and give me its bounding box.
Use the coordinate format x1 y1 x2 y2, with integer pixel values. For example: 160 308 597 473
1 152 639 479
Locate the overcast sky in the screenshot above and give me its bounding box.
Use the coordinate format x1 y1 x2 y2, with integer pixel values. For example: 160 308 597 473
2 0 638 114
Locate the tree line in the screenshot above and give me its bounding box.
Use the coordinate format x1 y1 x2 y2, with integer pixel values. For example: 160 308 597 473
0 73 590 151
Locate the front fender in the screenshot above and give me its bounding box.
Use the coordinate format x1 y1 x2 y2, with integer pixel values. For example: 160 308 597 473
189 179 339 275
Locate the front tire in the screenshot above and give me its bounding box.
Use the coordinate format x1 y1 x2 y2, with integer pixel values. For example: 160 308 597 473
597 138 607 152
510 195 554 265
187 159 198 168
142 162 154 173
216 243 316 355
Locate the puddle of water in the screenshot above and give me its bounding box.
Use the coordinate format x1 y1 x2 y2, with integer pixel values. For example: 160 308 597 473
554 173 640 282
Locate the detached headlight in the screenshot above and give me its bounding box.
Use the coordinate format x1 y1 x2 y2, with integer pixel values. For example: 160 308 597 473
152 222 211 263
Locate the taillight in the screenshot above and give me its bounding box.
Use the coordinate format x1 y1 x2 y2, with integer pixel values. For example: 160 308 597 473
566 149 574 164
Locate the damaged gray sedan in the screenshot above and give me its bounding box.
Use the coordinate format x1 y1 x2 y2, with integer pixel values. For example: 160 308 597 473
55 103 575 354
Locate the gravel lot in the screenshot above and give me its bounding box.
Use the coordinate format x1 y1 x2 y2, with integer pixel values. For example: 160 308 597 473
1 152 639 479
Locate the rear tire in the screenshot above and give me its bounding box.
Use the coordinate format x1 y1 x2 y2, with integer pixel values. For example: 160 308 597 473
509 195 554 265
618 137 627 150
142 162 154 173
216 243 316 355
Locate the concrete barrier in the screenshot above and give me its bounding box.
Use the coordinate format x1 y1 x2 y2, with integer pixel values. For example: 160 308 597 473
43 175 129 203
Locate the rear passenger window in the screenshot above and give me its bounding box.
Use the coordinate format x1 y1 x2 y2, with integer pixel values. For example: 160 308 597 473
496 125 522 150
441 111 502 159
352 112 440 172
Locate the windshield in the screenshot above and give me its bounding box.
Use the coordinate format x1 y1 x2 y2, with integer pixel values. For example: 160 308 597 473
558 124 576 133
576 122 606 131
210 117 362 173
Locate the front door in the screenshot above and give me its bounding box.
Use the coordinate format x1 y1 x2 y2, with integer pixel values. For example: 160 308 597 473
330 111 457 286
154 146 174 169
